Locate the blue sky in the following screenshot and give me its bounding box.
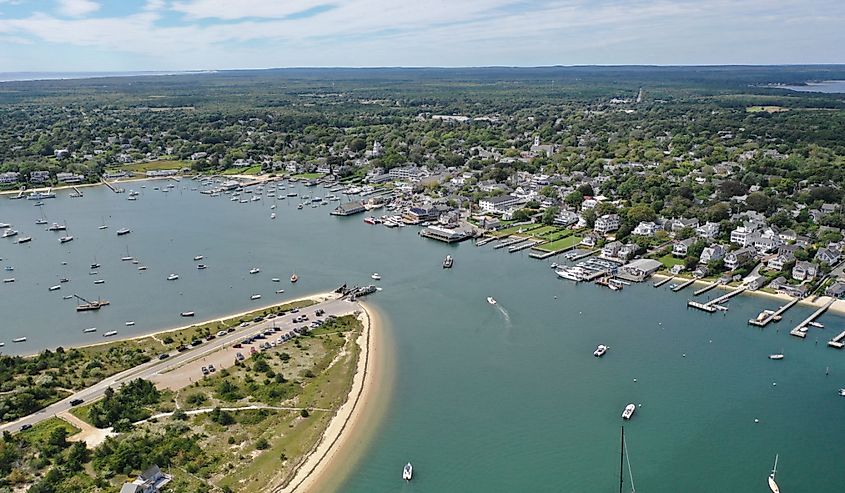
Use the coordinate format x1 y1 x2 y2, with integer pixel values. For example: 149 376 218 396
0 0 844 71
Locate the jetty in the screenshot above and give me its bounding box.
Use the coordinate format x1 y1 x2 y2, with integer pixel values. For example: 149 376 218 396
653 276 674 288
828 331 845 349
672 278 696 292
693 281 721 296
791 298 835 339
687 286 746 313
101 179 119 193
748 298 800 327
509 240 543 253
475 236 498 247
708 286 747 305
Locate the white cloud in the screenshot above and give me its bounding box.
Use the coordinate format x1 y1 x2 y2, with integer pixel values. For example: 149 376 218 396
57 0 101 17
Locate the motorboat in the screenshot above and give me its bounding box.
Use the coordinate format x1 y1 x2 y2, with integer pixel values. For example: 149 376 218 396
103 330 118 337
194 255 204 261
59 235 74 243
769 354 784 360
371 273 381 281
197 264 207 270
181 311 195 317
12 337 27 343
271 278 281 282
138 266 147 271
250 267 261 274
275 289 285 294
116 228 131 236
83 327 97 333
2 278 14 283
594 345 608 357
125 321 135 326
47 223 67 231
487 297 497 305
63 295 73 299
839 388 845 397
94 279 105 284
443 255 453 268
17 236 32 244
166 274 179 281
49 285 61 291
250 294 262 300
290 273 298 283
2 229 18 238
622 403 636 420
270 213 276 219
403 463 413 481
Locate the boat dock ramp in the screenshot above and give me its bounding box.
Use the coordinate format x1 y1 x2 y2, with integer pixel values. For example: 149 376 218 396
672 278 696 292
687 286 747 313
790 298 836 339
653 276 674 288
748 298 800 327
693 281 721 296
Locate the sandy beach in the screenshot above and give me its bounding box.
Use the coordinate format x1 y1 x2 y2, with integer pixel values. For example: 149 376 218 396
273 301 386 493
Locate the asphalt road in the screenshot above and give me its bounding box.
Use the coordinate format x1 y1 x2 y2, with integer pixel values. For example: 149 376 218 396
1 297 361 434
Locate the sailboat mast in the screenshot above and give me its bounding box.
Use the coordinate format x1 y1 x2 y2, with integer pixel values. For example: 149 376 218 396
620 426 625 493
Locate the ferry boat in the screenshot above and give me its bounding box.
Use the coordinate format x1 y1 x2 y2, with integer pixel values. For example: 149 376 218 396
83 327 97 333
594 344 608 357
622 403 636 420
768 454 780 493
17 236 32 244
487 297 497 305
194 255 204 261
49 285 61 291
250 294 262 300
403 463 413 481
103 330 118 337
12 337 27 343
166 274 179 281
2 229 18 238
769 354 784 360
116 228 131 236
197 264 207 270
443 255 453 268
181 311 195 317
290 273 298 283
47 223 67 231
59 235 74 243
371 273 381 280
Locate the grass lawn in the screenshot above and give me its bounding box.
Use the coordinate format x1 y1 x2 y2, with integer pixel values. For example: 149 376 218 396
291 172 325 180
536 235 582 252
490 223 540 237
658 254 685 269
112 159 190 173
20 417 81 444
222 165 263 175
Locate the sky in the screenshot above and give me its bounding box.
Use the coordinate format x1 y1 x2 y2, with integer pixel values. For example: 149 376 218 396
0 0 844 72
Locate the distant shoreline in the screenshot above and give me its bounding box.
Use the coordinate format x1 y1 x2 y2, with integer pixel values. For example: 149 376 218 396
0 70 215 83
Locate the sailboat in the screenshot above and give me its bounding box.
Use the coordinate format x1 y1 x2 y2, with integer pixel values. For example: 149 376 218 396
98 216 108 230
619 426 636 493
768 454 780 493
35 208 48 225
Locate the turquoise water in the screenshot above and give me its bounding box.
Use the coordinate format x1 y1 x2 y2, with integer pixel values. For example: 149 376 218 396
2 181 844 491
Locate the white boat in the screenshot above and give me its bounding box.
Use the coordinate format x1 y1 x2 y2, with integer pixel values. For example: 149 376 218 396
291 273 298 283
270 213 276 219
59 235 73 243
0 223 9 228
103 330 118 337
622 403 636 420
275 289 285 294
768 454 780 493
197 264 207 270
250 294 262 300
270 204 276 210
138 266 147 271
271 278 281 282
62 295 72 299
166 274 179 281
125 321 135 326
443 255 453 268
594 345 608 357
194 255 204 261
94 279 105 284
116 228 131 236
371 273 381 280
769 354 784 360
250 267 261 274
2 229 18 238
181 311 195 317
839 388 845 397
16 236 32 244
3 278 14 283
83 327 97 333
487 297 497 305
403 462 413 481
12 337 26 343
555 267 581 282
48 285 61 291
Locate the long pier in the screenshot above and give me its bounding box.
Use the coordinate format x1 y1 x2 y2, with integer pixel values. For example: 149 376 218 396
475 236 498 247
653 276 674 288
101 179 118 193
494 237 526 250
569 249 599 261
687 286 746 313
694 281 721 296
791 298 835 339
828 331 845 349
708 286 747 305
509 240 543 253
672 278 696 292
748 298 800 327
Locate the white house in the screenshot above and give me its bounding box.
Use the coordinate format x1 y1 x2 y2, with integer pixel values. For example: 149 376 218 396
594 214 620 235
730 226 756 247
699 244 725 264
672 238 695 257
601 241 622 258
724 247 755 270
633 221 659 236
0 171 20 183
479 195 522 214
30 170 50 183
792 261 818 282
696 222 720 239
815 246 842 265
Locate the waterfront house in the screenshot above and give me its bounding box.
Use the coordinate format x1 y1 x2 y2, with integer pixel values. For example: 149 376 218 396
777 282 809 298
699 244 725 264
389 165 425 181
665 217 699 233
594 214 620 235
814 246 842 265
0 171 20 184
724 247 755 270
601 241 622 259
632 221 659 236
479 195 522 214
672 238 695 257
553 210 579 227
580 234 598 248
56 172 84 183
825 282 845 299
744 274 768 290
730 225 756 247
693 265 709 278
767 252 794 272
696 221 721 239
792 261 818 282
103 170 128 179
618 243 638 261
119 465 171 493
29 170 50 183
618 258 662 282
330 201 366 216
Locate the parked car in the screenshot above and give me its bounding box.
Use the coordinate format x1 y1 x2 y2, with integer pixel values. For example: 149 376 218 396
70 398 84 406
20 423 32 431
236 352 245 361
201 366 209 375
208 364 216 373
158 353 170 360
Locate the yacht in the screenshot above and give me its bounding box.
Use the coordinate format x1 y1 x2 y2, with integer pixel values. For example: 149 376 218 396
194 255 204 261
371 273 381 280
622 403 636 420
250 267 261 274
181 311 195 317
403 463 413 481
594 345 608 357
16 236 32 244
769 354 784 360
364 216 376 225
116 228 131 236
47 223 67 231
197 264 207 270
166 274 179 281
59 235 74 243
12 337 27 343
2 229 18 238
27 191 55 200
250 294 262 300
103 330 118 337
555 267 582 282
443 255 453 268
83 327 97 333
48 285 61 291
487 297 497 305
125 321 135 326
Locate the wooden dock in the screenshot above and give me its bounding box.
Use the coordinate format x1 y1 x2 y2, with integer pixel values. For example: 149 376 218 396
569 249 598 261
653 276 674 288
687 286 746 313
101 179 118 193
509 240 543 253
687 300 717 313
790 298 835 339
672 278 696 292
693 281 721 296
748 298 800 327
828 330 845 349
708 287 747 306
494 237 526 250
475 236 498 247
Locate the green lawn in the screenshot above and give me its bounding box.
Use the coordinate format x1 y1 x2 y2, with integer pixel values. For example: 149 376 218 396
536 235 582 252
112 159 190 173
291 172 324 180
222 165 262 175
21 417 81 444
490 223 540 237
658 254 685 269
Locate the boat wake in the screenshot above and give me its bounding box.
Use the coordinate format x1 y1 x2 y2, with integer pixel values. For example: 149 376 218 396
497 305 512 327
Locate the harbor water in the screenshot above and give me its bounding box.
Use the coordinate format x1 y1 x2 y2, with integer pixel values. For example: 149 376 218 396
1 180 844 492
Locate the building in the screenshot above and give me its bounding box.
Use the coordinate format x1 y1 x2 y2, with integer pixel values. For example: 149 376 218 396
724 247 755 270
103 171 129 179
825 282 845 299
601 241 622 258
730 226 756 247
672 238 695 257
594 214 620 235
145 170 178 177
767 252 794 272
618 243 638 261
330 201 366 216
478 195 522 214
553 210 579 227
632 221 659 236
0 171 20 183
792 261 818 282
119 465 172 493
699 244 725 264
618 258 662 282
30 170 50 183
419 225 472 243
815 246 842 265
696 221 720 239
388 166 424 181
56 172 84 183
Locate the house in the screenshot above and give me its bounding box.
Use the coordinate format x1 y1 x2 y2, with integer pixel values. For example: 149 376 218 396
699 244 725 264
54 149 70 159
553 210 579 227
777 282 809 298
30 170 51 183
56 172 84 183
724 247 755 270
580 234 598 248
744 274 768 291
778 229 798 242
672 238 695 257
119 465 172 493
388 166 425 181
815 246 842 266
693 265 709 279
617 258 662 282
750 234 782 253
730 226 756 247
633 221 659 236
767 252 794 272
696 221 720 239
594 214 620 235
826 282 845 299
0 171 20 183
665 217 699 233
618 243 638 261
792 261 818 282
103 171 128 179
478 195 522 214
601 241 622 259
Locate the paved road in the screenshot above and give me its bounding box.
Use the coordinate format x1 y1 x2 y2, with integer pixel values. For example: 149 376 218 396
1 297 361 434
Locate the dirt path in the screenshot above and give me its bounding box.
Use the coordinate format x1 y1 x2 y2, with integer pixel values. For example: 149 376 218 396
60 412 115 449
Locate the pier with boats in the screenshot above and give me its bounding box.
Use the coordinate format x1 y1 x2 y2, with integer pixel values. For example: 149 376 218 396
790 298 836 339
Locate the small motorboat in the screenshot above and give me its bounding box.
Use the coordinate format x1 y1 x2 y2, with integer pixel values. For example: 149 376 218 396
166 274 179 281
290 273 298 283
103 330 118 337
594 345 608 357
94 279 105 284
271 278 281 282
487 297 497 305
83 327 97 333
138 266 147 271
275 289 285 294
197 264 207 270
181 311 195 317
12 337 26 343
769 354 784 360
250 294 262 300
48 285 61 291
270 213 276 220
60 278 69 283
194 255 204 261
371 273 381 280
622 403 636 420
63 295 73 299
249 267 260 274
3 278 15 283
838 388 845 397
403 462 413 481
59 235 73 243
125 321 135 326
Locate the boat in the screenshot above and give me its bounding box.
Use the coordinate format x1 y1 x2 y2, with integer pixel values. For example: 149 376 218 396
3 278 15 283
250 267 261 274
166 274 179 281
35 218 48 225
181 311 195 317
60 278 69 283
94 279 105 284
4 266 13 271
0 223 9 228
768 454 780 493
59 235 73 243
443 255 453 268
297 204 303 210
99 224 108 230
270 213 276 219
194 255 204 261
809 321 824 329
270 204 276 210
46 223 67 231
27 191 55 200
371 273 381 280
769 354 784 360
622 403 636 420
403 462 413 481
364 216 376 225
83 327 97 333
103 330 118 337
275 289 285 294
138 266 147 271
63 295 73 299
49 285 61 291
250 294 262 300
555 267 582 282
91 262 101 269
290 273 298 283
839 388 845 397
487 297 497 305
12 337 26 343
17 236 32 244
271 278 281 282
2 229 18 238
116 228 131 236
125 321 135 326
197 264 207 270
594 344 608 357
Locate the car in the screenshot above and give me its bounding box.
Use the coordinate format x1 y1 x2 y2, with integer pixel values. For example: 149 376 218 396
208 364 216 372
217 330 227 337
253 316 264 323
227 327 236 333
205 334 216 341
236 352 245 361
315 309 325 316
191 339 202 346
158 353 170 360
177 345 189 352
233 343 242 349
273 326 281 332
20 423 32 431
241 339 250 345
266 313 277 319
291 308 299 313
201 366 209 375
70 398 84 406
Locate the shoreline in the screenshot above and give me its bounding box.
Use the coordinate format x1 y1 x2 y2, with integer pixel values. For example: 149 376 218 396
274 300 384 493
652 273 845 316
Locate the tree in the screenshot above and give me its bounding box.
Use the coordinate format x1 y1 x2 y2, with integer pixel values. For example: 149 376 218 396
706 202 731 222
564 190 583 208
542 207 559 226
718 179 747 199
512 209 531 222
745 192 771 212
626 204 656 224
577 184 594 196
